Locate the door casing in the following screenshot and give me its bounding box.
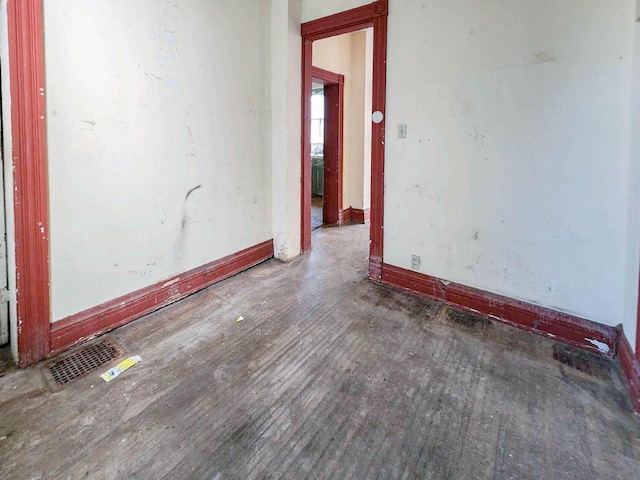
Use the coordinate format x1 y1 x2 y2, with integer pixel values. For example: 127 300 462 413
7 0 51 366
311 66 344 226
301 0 388 281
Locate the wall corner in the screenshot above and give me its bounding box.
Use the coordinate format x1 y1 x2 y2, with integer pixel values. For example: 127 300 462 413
270 0 303 262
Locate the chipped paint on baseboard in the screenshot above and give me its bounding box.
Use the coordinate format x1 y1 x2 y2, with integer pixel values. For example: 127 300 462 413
162 277 181 289
586 338 610 354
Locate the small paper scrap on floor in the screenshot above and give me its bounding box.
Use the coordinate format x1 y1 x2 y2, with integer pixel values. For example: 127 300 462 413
100 355 142 382
236 315 244 323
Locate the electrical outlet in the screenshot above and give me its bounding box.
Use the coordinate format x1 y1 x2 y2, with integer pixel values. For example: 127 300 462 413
411 254 420 270
398 124 407 138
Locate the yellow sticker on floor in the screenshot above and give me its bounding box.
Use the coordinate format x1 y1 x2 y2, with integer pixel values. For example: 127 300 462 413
100 355 142 382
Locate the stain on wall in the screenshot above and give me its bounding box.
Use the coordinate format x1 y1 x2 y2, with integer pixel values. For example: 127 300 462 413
382 0 635 331
45 0 272 320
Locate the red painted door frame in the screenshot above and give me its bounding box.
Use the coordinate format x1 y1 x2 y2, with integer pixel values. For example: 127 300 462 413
311 66 344 226
301 0 388 281
637 271 640 361
7 0 51 366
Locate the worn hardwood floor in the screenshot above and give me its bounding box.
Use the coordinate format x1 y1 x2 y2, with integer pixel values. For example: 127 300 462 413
1 224 639 479
311 196 323 230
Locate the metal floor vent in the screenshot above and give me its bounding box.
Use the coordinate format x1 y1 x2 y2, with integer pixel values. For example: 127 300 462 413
48 339 124 385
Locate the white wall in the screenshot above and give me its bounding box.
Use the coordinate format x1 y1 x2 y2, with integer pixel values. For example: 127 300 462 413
19 0 640 355
302 0 368 23
348 30 372 212
313 33 353 210
383 0 637 335
313 30 372 212
271 0 302 262
44 0 273 320
626 18 640 349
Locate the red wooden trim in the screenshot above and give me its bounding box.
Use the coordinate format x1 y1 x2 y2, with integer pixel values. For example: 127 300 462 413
301 39 313 253
301 1 387 41
311 67 344 227
381 263 618 356
617 329 640 413
382 263 640 414
637 268 640 360
322 80 344 226
368 12 388 282
50 240 274 355
336 80 345 227
306 22 375 43
311 66 344 85
323 82 342 226
8 0 51 366
301 0 388 269
342 208 352 224
343 208 370 224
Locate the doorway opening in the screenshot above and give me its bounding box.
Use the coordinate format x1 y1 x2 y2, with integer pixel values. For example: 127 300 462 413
301 1 388 281
310 66 345 230
310 83 325 230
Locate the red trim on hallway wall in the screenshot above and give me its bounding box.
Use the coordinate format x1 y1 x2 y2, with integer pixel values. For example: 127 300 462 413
383 263 640 414
618 330 640 413
301 1 388 283
343 208 370 224
301 1 387 41
8 0 52 366
50 240 274 355
368 9 388 282
322 83 343 225
381 263 618 356
636 269 640 361
311 66 343 85
311 67 344 227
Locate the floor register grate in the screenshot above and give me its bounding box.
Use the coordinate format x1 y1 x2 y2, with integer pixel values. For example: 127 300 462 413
47 339 124 385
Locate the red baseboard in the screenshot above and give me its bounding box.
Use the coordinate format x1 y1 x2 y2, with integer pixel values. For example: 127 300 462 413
343 208 370 224
381 263 640 414
50 240 274 354
381 263 617 356
340 208 348 224
617 330 640 413
369 256 383 283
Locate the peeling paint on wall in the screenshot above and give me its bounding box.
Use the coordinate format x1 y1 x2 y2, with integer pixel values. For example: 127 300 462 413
154 29 177 46
586 338 610 354
524 51 556 66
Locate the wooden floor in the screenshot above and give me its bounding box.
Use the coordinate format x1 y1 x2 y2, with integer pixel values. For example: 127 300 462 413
1 224 640 479
311 196 323 230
